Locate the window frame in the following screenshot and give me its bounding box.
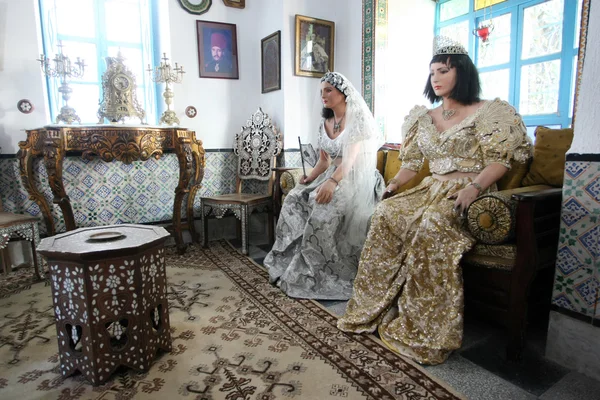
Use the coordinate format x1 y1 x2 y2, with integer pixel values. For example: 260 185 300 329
435 0 580 129
38 0 159 124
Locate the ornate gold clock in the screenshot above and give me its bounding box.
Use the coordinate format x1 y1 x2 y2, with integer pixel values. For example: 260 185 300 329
97 52 146 124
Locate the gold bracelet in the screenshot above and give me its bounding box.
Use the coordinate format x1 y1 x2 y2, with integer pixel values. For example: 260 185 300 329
388 178 399 186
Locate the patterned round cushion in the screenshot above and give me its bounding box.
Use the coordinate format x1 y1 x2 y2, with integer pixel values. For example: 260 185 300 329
466 192 516 245
280 169 307 195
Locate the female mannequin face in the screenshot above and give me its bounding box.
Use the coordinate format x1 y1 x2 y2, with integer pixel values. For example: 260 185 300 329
320 82 345 110
430 61 457 99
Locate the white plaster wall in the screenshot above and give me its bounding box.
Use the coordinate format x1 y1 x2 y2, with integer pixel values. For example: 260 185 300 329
0 0 363 152
0 0 48 154
570 0 600 154
169 0 289 149
382 0 435 142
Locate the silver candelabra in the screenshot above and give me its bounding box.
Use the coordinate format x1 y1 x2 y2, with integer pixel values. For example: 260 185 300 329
37 42 85 124
147 53 185 125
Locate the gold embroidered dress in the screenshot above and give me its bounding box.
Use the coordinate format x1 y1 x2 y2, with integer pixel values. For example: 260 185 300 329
337 98 532 365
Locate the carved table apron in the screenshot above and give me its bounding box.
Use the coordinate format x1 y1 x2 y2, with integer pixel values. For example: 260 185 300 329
18 125 205 253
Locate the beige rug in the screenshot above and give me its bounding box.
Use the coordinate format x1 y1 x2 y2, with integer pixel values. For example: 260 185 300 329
0 240 464 400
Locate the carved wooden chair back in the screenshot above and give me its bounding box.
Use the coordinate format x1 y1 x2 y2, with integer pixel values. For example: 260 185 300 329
233 108 282 195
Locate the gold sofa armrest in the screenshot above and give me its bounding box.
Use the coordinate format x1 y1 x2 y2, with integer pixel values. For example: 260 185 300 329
466 184 554 244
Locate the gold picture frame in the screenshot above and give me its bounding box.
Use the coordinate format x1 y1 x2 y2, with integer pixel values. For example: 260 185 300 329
222 0 244 9
294 15 335 78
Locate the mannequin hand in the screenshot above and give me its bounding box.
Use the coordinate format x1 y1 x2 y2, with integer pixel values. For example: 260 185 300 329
300 175 313 185
382 183 399 200
447 185 480 217
315 179 337 204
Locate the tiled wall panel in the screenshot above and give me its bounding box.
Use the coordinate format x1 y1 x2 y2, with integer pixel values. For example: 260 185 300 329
553 160 600 319
0 150 302 236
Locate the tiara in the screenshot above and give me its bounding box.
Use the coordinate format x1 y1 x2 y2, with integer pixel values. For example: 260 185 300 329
320 71 352 97
433 35 468 56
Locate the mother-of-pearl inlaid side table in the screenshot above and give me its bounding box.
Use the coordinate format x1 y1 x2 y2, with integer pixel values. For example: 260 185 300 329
37 224 172 385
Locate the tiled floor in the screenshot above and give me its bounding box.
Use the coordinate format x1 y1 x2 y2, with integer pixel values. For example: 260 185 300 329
235 240 600 400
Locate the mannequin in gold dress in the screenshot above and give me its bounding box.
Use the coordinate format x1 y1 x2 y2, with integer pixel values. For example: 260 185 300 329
337 36 532 365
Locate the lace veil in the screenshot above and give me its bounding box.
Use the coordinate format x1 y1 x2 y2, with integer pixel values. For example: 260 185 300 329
320 72 384 246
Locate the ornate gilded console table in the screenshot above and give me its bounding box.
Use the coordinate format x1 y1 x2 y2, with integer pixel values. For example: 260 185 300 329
18 125 205 253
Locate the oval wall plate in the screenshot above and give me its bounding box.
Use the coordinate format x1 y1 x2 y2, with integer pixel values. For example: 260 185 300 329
177 0 212 15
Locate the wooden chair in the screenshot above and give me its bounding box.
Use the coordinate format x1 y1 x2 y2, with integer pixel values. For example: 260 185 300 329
200 108 283 255
0 212 44 279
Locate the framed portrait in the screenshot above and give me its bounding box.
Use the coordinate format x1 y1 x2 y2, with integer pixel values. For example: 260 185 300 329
222 0 245 8
261 31 281 93
196 20 239 79
295 15 335 78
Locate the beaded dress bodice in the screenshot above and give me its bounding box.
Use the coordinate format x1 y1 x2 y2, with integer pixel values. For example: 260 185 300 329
400 98 531 175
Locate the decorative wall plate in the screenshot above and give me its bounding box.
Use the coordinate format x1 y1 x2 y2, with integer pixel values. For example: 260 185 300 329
17 99 34 114
177 0 212 15
185 106 197 118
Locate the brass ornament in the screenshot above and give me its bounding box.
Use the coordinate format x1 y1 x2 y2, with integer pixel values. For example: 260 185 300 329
97 52 146 124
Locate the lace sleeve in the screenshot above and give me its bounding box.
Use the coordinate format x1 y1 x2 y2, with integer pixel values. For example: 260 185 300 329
475 99 533 169
399 105 427 172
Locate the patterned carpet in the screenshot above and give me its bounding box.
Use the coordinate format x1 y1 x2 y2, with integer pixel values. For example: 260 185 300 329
0 241 464 400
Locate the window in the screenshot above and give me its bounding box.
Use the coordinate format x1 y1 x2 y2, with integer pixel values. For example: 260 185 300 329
436 0 582 136
38 0 158 124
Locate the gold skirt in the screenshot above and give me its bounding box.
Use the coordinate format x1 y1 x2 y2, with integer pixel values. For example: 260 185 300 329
337 176 477 365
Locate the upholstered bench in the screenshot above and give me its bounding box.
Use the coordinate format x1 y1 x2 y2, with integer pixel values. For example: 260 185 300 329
279 126 573 360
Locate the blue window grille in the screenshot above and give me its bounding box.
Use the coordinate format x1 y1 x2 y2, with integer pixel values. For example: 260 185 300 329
435 0 582 134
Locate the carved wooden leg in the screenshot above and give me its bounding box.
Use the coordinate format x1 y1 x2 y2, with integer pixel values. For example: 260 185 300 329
0 234 9 275
172 188 186 255
18 145 56 235
173 150 190 255
202 203 209 248
31 221 44 280
187 186 199 244
43 133 75 231
241 205 249 255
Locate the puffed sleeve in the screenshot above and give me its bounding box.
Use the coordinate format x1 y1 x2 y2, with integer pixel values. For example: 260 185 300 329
399 105 428 172
475 99 532 168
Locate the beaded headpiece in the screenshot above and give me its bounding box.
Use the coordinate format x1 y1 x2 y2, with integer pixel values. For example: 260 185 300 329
433 35 468 56
320 71 352 97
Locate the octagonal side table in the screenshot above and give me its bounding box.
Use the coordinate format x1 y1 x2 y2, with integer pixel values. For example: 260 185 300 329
37 224 172 385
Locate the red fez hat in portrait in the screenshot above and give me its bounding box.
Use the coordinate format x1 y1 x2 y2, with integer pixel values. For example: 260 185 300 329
211 32 227 50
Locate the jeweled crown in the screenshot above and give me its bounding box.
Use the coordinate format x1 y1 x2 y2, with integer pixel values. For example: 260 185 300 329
433 35 468 56
320 71 352 97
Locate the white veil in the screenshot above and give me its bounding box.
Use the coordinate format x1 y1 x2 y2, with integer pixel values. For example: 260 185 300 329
320 72 385 246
